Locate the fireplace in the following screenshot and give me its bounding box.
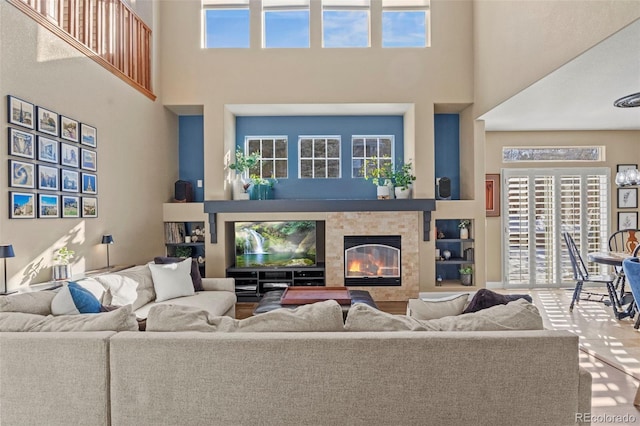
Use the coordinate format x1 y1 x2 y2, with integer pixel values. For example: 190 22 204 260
344 236 401 286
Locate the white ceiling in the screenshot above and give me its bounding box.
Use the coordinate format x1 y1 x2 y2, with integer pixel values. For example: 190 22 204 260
480 19 640 131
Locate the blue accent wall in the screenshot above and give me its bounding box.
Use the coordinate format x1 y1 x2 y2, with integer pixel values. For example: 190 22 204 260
236 115 404 199
178 116 204 202
434 114 460 200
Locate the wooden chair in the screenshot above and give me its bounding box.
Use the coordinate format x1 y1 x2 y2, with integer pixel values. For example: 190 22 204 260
563 231 618 312
608 228 640 296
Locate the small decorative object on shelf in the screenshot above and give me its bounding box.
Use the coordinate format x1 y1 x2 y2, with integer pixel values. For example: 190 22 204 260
229 148 260 200
392 161 417 199
362 156 393 199
442 250 452 260
250 176 277 200
52 246 74 280
175 246 192 258
459 266 473 286
458 219 471 239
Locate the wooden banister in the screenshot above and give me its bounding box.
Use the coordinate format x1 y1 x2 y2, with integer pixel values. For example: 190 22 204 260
8 0 155 100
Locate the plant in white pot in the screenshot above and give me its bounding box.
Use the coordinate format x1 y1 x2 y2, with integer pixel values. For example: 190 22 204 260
459 266 473 286
392 161 416 199
363 157 394 199
52 246 74 280
229 148 260 200
458 219 471 239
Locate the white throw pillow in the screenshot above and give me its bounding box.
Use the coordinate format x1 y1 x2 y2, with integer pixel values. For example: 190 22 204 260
408 294 469 320
149 258 195 302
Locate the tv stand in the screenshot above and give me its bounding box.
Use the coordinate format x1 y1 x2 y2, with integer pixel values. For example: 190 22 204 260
226 264 325 302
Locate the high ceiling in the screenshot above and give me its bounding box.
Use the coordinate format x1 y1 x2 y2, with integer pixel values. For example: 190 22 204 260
480 19 640 132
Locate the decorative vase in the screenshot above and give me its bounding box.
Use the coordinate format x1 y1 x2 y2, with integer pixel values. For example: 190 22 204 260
627 231 639 254
395 187 411 199
232 175 247 200
461 274 472 286
386 179 395 199
460 228 469 240
52 264 72 281
376 182 391 200
251 184 273 200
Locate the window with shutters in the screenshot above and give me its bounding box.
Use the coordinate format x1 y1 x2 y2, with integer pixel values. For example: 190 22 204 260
502 168 609 287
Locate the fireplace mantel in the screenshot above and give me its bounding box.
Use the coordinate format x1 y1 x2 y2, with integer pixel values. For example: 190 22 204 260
203 199 436 243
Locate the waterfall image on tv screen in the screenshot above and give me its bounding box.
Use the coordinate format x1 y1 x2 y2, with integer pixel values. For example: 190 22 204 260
235 221 316 268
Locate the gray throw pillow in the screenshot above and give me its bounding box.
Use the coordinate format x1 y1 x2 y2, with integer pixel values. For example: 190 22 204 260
408 294 469 320
0 291 56 315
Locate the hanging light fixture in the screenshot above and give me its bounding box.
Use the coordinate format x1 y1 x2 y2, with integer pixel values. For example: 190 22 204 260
614 92 640 108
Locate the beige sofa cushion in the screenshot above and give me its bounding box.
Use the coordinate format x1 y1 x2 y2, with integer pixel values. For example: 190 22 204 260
95 265 155 310
134 291 236 319
0 305 138 332
148 258 195 302
408 294 469 320
146 300 344 332
0 291 56 315
345 299 543 332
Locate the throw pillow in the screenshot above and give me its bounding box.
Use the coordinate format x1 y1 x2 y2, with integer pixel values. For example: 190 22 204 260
0 291 56 315
148 258 195 302
462 288 533 314
0 305 139 332
95 265 156 310
408 293 469 320
51 282 102 315
154 257 203 292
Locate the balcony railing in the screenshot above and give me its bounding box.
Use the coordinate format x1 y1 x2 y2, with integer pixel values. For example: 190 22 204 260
8 0 155 100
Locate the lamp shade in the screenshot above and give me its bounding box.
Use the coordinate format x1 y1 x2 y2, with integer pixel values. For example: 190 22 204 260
0 245 15 258
101 235 114 244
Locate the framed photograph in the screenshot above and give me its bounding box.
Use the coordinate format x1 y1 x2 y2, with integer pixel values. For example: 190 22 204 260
80 148 97 171
8 128 35 159
38 194 59 218
9 160 35 189
617 164 638 172
485 174 500 217
80 123 97 147
60 115 79 142
7 96 34 129
62 195 80 218
38 165 59 191
618 188 638 209
60 142 79 168
81 197 97 218
61 169 79 193
618 212 639 230
9 191 36 219
36 106 59 136
37 136 59 164
81 172 97 194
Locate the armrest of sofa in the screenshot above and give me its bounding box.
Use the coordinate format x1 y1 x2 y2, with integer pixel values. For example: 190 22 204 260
201 277 235 293
577 366 592 423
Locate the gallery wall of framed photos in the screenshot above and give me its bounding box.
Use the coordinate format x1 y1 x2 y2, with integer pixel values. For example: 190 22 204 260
616 164 639 231
7 94 98 219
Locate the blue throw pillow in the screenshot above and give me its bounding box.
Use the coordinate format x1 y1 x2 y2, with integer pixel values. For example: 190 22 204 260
51 281 102 315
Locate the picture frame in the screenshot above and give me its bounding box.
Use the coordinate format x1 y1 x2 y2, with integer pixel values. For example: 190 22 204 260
9 159 35 189
80 148 97 171
62 195 80 218
7 96 34 129
617 164 638 172
38 164 59 191
61 169 80 193
60 115 79 142
9 191 36 219
81 172 97 194
36 106 59 136
38 194 59 218
37 136 59 164
81 197 97 218
618 212 639 230
60 142 79 168
80 123 97 147
618 188 638 209
485 174 500 217
8 128 35 159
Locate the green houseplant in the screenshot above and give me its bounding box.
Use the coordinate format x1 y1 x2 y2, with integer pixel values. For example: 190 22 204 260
229 148 260 200
249 175 277 200
362 157 394 199
459 265 473 286
458 219 471 239
392 161 417 198
52 246 75 280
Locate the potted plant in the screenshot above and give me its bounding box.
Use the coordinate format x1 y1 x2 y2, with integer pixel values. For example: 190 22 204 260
229 148 260 200
458 219 471 239
250 175 277 200
459 265 473 286
52 246 75 280
363 157 394 199
392 161 417 199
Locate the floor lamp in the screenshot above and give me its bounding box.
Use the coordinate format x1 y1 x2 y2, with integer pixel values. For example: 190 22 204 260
101 235 114 269
0 244 16 295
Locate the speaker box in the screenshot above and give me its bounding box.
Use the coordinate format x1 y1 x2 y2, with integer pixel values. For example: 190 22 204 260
174 180 193 203
436 177 451 200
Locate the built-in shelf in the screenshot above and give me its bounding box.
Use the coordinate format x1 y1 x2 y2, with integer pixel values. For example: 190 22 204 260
204 199 437 243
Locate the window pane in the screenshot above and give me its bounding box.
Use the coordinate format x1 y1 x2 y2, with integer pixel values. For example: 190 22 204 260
365 139 378 157
248 139 260 154
314 160 326 178
205 9 250 48
275 139 287 157
264 10 310 48
262 161 274 178
262 139 274 158
300 139 312 157
314 139 326 157
300 159 313 178
327 159 340 178
323 10 369 48
353 139 364 157
379 138 392 157
275 160 288 178
382 11 426 48
327 139 340 157
353 159 364 177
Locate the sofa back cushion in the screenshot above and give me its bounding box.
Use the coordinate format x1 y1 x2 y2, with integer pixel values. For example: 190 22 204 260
408 294 469 320
95 265 155 310
0 305 138 332
0 291 56 315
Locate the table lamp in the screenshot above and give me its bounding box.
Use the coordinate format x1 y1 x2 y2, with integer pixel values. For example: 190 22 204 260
0 244 16 295
101 235 114 269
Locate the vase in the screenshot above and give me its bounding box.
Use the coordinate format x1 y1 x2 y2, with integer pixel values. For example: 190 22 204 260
376 184 390 200
386 180 395 199
251 184 273 200
460 227 469 240
231 175 247 200
626 230 639 254
395 187 411 199
52 264 72 281
461 274 472 286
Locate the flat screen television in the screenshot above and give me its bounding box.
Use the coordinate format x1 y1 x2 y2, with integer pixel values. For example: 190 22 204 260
234 221 317 268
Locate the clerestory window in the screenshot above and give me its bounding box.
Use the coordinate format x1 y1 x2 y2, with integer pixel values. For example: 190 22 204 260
263 0 310 48
322 0 370 48
203 0 251 48
382 0 430 48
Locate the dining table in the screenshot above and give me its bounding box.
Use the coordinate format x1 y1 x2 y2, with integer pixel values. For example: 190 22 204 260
587 251 634 319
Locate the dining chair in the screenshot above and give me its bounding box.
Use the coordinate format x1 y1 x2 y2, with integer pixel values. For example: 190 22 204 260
623 255 640 329
609 229 640 254
563 231 617 312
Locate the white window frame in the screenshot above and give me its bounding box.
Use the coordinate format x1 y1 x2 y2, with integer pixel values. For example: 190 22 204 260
202 0 251 49
351 135 395 178
381 0 430 48
245 136 288 179
262 0 310 49
322 0 370 48
298 136 342 179
502 146 606 163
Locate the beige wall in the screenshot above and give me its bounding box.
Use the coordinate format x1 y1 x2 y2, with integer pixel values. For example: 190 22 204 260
484 130 640 283
0 2 178 290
